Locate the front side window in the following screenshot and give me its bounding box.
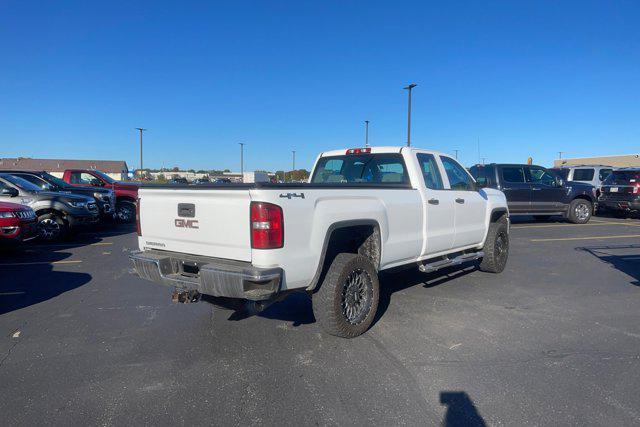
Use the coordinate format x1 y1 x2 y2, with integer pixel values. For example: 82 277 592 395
70 172 100 185
311 154 409 184
572 168 595 181
527 167 556 186
502 167 525 183
416 153 444 190
440 156 474 191
13 174 51 190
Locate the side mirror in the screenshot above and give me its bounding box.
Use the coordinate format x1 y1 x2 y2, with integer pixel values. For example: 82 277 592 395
555 177 564 187
1 187 19 197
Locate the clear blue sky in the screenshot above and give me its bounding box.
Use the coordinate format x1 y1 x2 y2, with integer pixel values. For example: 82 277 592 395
1 1 638 172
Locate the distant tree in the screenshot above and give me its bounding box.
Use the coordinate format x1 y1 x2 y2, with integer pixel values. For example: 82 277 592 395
171 166 179 172
223 169 231 173
275 171 285 182
156 174 166 182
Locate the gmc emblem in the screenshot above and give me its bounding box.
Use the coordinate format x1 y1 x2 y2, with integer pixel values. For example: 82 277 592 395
175 219 199 229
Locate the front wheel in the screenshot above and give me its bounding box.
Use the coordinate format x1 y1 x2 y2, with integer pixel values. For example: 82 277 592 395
37 213 67 241
567 199 592 224
313 253 379 338
116 201 136 223
479 216 509 273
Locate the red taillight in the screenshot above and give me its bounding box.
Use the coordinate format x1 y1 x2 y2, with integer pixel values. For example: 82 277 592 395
250 202 283 249
346 147 371 155
136 198 142 236
634 183 640 194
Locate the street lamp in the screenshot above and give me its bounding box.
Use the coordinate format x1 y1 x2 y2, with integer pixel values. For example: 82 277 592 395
364 120 370 147
403 83 417 147
239 142 245 183
135 128 147 180
290 150 296 182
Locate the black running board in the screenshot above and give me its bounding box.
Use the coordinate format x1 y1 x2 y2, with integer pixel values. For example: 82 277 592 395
418 251 484 273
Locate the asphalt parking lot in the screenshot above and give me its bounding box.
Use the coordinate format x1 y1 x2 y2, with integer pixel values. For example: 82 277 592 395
1 216 639 426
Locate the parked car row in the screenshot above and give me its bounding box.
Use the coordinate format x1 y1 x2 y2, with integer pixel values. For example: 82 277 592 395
0 168 139 244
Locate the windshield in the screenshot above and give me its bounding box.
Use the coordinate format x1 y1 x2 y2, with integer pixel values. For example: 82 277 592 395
42 172 73 189
311 154 409 184
2 174 43 192
603 170 640 185
91 170 115 184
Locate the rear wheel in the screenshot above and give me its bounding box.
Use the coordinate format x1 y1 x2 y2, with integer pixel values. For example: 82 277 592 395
479 216 509 273
37 213 67 241
313 253 379 338
567 199 592 224
116 201 136 223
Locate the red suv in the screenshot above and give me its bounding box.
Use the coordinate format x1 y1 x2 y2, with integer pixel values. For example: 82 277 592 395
62 169 139 223
0 202 38 245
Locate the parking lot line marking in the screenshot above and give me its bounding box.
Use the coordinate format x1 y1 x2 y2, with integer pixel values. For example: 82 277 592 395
531 234 640 242
35 242 114 248
0 291 26 296
512 221 624 229
0 260 82 266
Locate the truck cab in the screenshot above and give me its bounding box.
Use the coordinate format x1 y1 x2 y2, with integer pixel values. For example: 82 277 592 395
62 169 139 223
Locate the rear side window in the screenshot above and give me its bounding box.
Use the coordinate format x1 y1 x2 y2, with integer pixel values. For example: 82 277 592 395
440 156 474 191
501 167 525 183
599 169 612 181
572 168 595 181
470 165 494 187
311 154 409 184
416 153 444 190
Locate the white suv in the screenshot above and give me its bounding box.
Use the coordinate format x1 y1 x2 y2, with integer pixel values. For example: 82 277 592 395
553 165 613 194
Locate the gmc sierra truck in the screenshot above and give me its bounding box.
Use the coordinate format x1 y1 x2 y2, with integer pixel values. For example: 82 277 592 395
131 147 510 338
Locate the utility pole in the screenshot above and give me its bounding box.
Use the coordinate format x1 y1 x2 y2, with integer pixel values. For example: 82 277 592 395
481 157 487 165
135 127 147 179
238 142 245 183
403 83 417 147
453 149 459 159
558 151 564 159
291 150 296 182
364 120 370 147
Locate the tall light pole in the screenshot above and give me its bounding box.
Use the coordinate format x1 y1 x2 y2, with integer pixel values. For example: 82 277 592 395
135 128 147 179
403 83 417 147
364 120 370 147
238 142 245 183
453 149 459 159
558 151 564 159
290 150 296 182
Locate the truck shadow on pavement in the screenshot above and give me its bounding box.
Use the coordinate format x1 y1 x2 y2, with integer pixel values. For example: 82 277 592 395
440 391 486 427
0 250 92 315
577 244 640 286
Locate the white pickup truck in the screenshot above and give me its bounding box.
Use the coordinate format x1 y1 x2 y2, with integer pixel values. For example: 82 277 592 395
131 146 509 337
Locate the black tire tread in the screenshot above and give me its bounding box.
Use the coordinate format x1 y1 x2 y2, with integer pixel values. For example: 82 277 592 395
313 253 379 338
479 215 509 273
567 199 592 224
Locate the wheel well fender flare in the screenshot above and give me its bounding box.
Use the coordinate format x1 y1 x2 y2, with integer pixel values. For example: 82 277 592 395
306 219 381 292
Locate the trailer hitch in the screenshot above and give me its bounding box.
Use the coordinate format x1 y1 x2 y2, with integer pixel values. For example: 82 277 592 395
171 289 201 303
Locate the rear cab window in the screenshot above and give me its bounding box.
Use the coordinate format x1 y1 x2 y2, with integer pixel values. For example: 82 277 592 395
604 170 640 185
311 153 409 185
469 165 495 188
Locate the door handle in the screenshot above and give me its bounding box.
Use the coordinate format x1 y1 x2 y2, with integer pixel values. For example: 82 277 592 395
455 198 465 204
428 198 439 205
532 187 541 191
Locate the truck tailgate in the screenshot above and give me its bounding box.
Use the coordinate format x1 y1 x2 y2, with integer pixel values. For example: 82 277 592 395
138 188 251 261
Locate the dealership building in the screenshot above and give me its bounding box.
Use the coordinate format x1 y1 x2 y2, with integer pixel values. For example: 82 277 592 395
0 157 129 180
554 154 640 168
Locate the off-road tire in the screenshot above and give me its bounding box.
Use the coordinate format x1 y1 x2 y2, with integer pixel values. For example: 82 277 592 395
567 199 592 224
37 213 67 241
313 253 379 338
479 215 509 273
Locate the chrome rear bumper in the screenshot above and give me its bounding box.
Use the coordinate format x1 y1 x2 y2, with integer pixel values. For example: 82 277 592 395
129 250 281 301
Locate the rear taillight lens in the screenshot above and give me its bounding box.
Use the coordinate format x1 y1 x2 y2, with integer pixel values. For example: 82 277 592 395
634 183 640 194
250 202 283 249
136 198 142 236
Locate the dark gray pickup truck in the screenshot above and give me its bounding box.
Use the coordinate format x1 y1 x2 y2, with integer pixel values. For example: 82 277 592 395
470 163 597 223
0 173 99 240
